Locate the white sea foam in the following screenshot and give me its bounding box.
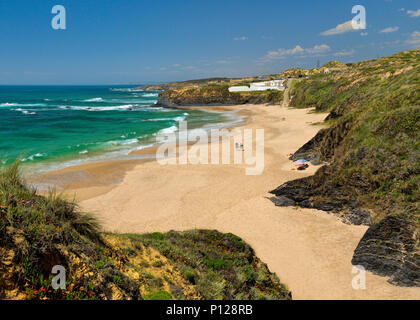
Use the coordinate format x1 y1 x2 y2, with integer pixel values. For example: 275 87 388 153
110 88 144 92
144 115 185 122
1 102 46 107
143 118 171 122
83 97 104 102
120 138 140 145
13 108 36 115
79 150 89 154
21 153 46 162
142 93 159 97
59 105 135 111
107 138 140 146
157 125 178 135
106 98 157 104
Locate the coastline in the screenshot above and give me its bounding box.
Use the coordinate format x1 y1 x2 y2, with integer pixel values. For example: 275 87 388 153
27 105 245 200
31 104 419 299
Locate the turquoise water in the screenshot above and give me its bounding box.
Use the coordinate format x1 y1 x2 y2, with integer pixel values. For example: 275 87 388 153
0 86 226 171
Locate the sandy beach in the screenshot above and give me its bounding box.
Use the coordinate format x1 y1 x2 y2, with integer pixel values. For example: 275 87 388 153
36 104 419 300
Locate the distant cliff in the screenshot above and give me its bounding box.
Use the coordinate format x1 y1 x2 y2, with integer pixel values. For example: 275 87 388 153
157 85 284 107
138 76 261 92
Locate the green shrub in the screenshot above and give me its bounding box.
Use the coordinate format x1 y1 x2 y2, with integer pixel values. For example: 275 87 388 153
181 267 198 284
143 290 172 300
203 258 231 270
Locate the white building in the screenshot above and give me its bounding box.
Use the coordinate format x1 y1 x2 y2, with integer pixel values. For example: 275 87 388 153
228 86 251 92
229 80 284 92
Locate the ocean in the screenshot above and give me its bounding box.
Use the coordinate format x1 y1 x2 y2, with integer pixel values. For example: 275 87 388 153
0 85 232 172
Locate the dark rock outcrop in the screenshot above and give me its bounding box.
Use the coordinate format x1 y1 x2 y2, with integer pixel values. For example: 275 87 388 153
269 166 371 224
268 196 296 207
341 208 373 226
289 129 327 162
352 214 419 286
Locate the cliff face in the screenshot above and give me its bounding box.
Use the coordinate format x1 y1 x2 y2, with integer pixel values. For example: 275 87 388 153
157 85 283 107
269 49 420 286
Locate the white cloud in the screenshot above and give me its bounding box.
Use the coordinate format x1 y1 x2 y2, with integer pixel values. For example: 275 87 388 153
334 49 355 57
320 20 358 36
234 36 248 41
260 44 330 62
406 31 420 46
407 9 420 17
379 26 399 33
360 32 369 36
399 8 405 12
306 44 331 54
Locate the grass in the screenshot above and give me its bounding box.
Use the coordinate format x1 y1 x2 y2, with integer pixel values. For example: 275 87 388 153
279 49 419 284
203 258 231 270
181 267 198 285
0 160 99 252
0 162 107 299
288 49 420 218
143 290 172 300
123 230 291 300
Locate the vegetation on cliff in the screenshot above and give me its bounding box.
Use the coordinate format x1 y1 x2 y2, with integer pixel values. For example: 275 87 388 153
270 49 419 286
322 61 348 69
0 163 291 300
138 77 263 91
158 85 283 107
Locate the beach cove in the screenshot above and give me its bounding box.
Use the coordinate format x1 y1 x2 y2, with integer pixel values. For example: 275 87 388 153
36 103 419 300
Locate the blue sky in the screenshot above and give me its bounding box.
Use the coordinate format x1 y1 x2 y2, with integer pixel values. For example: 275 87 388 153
0 0 419 84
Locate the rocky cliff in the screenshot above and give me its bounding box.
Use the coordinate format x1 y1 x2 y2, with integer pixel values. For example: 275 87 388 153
157 85 284 107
